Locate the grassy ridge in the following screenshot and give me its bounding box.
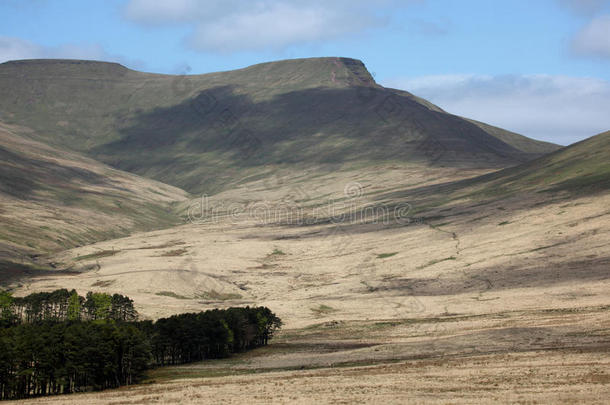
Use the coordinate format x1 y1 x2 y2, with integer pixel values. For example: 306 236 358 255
465 130 610 198
379 130 610 211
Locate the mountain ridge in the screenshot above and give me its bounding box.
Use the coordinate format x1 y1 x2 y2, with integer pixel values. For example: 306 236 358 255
0 57 560 196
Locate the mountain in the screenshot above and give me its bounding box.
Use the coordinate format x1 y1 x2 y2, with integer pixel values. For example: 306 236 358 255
0 58 559 194
0 120 188 268
0 58 606 404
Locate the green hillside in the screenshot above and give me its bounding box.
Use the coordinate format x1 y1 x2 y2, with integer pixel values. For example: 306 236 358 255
468 130 610 197
384 130 610 210
0 58 559 194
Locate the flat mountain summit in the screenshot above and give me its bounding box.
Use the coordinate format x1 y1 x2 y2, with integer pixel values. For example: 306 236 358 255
0 57 558 194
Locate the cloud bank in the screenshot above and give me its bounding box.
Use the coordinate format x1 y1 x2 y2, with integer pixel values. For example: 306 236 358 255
123 0 410 52
384 74 610 145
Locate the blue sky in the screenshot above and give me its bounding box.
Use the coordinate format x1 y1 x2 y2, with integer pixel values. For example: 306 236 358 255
1 0 610 145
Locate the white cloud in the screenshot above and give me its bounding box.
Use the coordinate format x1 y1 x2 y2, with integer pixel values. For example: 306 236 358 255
0 36 42 61
558 1 610 59
123 0 412 52
383 74 610 145
190 3 379 52
558 0 610 15
572 15 610 58
0 36 144 69
124 0 235 25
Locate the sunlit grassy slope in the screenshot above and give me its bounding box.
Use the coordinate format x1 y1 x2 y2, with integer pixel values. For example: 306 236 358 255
460 130 610 198
381 130 610 210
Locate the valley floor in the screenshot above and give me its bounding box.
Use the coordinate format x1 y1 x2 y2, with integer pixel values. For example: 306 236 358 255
10 305 609 404
10 352 610 404
6 166 610 404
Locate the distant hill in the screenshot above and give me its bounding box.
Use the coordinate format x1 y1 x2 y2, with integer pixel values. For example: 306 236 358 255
0 58 559 194
0 120 188 264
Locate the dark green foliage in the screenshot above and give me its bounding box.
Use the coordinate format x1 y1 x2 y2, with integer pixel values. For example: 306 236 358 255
0 321 149 399
0 289 282 400
147 306 281 366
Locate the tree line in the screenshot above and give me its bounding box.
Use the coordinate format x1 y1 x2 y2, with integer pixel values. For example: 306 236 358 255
0 289 282 400
0 289 137 326
143 306 282 365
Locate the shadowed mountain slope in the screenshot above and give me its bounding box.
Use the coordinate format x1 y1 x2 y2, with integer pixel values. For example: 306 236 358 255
0 120 188 265
0 58 559 194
